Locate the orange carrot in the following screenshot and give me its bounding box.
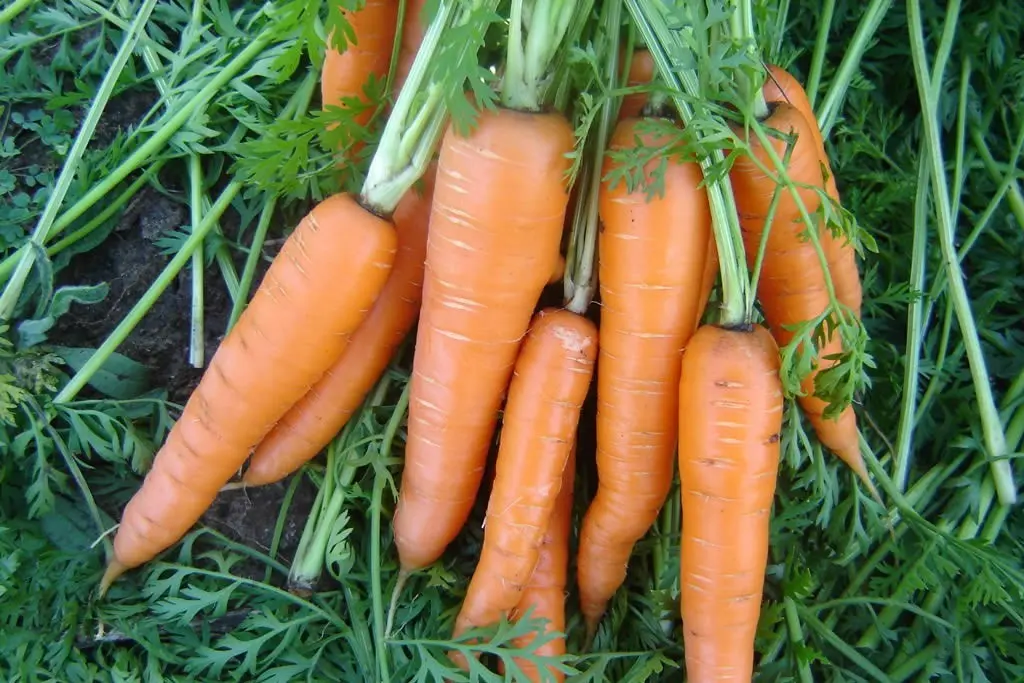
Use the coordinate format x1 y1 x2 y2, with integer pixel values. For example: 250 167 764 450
678 322 783 682
391 107 574 574
618 49 655 120
392 0 431 94
505 444 576 683
729 101 871 488
450 308 596 668
762 64 862 319
100 194 397 591
241 163 437 487
577 115 714 632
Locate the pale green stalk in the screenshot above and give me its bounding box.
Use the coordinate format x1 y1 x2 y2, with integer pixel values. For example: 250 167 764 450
970 124 1024 233
187 155 205 368
0 0 36 26
0 0 160 321
805 0 836 108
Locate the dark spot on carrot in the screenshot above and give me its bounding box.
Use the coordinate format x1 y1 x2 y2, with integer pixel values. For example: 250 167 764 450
767 433 780 444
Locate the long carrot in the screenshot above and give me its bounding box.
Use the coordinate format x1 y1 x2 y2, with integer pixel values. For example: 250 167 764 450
577 115 714 633
762 64 862 319
729 100 872 490
100 194 397 590
450 308 596 667
678 321 784 681
241 163 437 487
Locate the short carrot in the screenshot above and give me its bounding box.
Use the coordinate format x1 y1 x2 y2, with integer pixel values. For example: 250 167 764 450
577 115 714 632
618 48 655 120
100 194 397 590
678 321 784 682
241 163 437 487
729 101 871 489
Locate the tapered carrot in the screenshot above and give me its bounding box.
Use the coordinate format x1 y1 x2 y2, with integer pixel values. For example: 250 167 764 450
450 308 596 667
762 64 862 319
730 101 871 490
678 321 784 682
577 115 714 632
241 163 437 487
618 48 655 120
100 194 397 591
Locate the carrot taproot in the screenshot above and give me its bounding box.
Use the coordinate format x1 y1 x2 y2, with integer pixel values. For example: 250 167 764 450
392 0 431 94
503 443 576 683
577 115 714 632
449 307 596 669
762 64 862 319
678 321 783 682
729 101 871 489
241 164 437 487
618 48 655 120
391 107 574 574
100 194 397 591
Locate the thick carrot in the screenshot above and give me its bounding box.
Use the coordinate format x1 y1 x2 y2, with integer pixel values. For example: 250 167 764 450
577 115 714 632
100 194 397 590
392 0 430 94
450 308 596 668
762 64 862 319
618 48 655 120
678 322 783 682
392 107 574 573
729 101 870 488
505 444 576 683
241 164 437 487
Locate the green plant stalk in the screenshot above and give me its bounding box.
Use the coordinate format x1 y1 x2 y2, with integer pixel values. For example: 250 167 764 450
805 0 835 109
768 0 790 64
53 181 241 403
77 0 181 64
0 0 36 26
816 0 894 139
187 155 205 368
783 596 814 683
970 126 1024 233
907 0 1016 505
733 0 768 118
502 0 576 111
886 641 942 682
624 0 751 325
264 473 304 585
0 0 160 321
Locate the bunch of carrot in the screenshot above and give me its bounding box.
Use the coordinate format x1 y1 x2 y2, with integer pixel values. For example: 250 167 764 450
93 1 880 680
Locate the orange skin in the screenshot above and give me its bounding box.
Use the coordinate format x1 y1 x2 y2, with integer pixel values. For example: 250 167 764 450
678 323 783 682
392 0 430 95
450 308 596 670
577 116 714 631
618 49 655 120
505 444 576 683
101 194 397 589
730 102 870 488
392 107 574 573
762 64 862 320
242 164 437 487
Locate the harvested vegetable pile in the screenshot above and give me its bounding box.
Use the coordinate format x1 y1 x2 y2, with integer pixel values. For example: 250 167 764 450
2 0 1023 680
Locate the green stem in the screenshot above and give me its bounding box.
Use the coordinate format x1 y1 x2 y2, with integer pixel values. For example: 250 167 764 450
624 0 751 325
816 0 894 139
907 0 1015 505
886 642 942 682
768 0 790 64
0 0 160 321
971 127 1024 234
187 156 206 368
805 0 835 109
501 0 577 111
53 182 241 403
0 0 36 26
783 597 814 683
733 0 768 118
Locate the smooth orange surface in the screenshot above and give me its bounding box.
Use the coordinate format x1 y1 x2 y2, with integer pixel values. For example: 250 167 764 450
109 194 397 572
678 323 783 683
577 117 714 630
243 164 437 487
618 49 656 120
392 108 574 572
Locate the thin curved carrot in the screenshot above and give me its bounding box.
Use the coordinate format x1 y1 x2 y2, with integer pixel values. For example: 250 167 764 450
729 101 871 490
242 163 437 487
678 322 783 682
100 194 397 591
577 115 714 633
618 48 655 120
450 308 596 669
392 107 574 574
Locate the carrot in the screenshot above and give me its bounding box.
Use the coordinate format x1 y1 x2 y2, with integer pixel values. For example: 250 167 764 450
100 194 397 590
618 48 655 120
677 321 784 682
577 115 714 632
241 163 437 487
450 308 596 666
504 444 576 683
729 101 872 490
392 0 431 94
762 64 862 320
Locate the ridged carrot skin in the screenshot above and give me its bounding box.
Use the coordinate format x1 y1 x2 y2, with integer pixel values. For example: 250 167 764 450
451 308 596 668
730 102 869 487
102 194 397 584
392 108 574 573
762 64 862 320
242 165 437 487
618 49 655 120
577 116 714 630
678 323 783 682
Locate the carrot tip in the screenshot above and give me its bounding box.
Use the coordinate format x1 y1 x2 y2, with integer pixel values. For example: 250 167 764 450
98 559 127 598
220 481 247 492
